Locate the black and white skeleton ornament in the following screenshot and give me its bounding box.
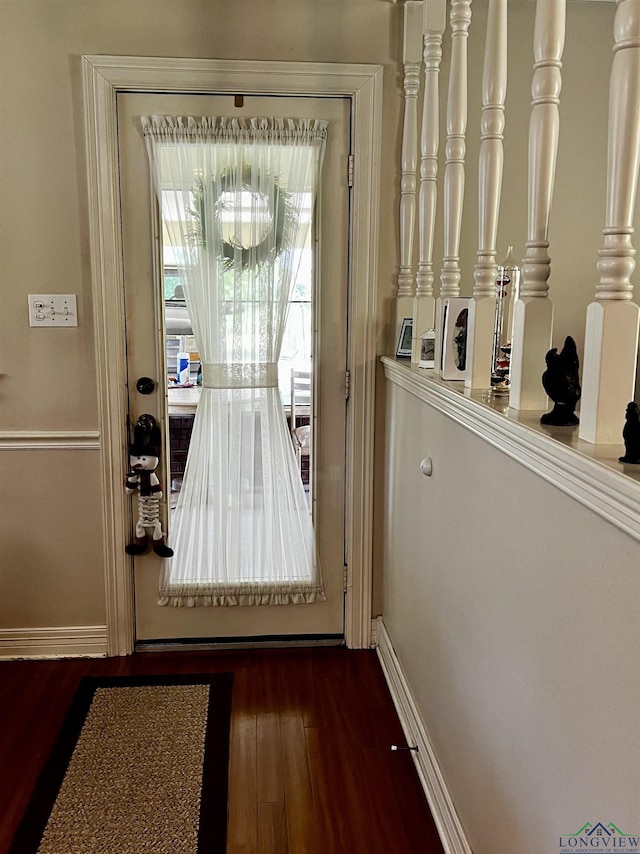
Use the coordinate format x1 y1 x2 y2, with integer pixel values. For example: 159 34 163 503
125 414 173 558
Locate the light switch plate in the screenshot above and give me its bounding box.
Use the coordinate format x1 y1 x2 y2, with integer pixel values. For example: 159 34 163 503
28 294 78 327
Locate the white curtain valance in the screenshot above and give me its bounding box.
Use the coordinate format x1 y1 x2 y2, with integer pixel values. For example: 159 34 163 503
141 114 328 143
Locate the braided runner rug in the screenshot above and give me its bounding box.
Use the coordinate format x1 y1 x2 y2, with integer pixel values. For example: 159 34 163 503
9 673 233 854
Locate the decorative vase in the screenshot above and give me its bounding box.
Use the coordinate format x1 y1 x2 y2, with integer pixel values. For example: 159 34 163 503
490 245 520 394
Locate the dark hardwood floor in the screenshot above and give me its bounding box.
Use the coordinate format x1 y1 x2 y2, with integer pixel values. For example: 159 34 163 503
0 647 444 853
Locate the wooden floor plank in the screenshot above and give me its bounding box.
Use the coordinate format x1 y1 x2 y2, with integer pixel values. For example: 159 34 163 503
227 664 259 853
256 655 284 805
0 648 445 854
279 715 323 854
306 724 369 853
257 802 288 854
359 744 444 853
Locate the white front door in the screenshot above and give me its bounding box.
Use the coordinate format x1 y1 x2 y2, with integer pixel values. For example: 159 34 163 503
117 92 350 643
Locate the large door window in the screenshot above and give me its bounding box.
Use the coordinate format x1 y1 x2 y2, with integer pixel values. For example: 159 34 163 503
142 118 326 605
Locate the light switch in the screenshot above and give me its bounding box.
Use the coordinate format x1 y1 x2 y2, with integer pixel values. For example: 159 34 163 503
28 294 78 327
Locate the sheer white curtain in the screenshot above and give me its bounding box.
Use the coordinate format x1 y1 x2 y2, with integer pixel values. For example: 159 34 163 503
142 115 327 606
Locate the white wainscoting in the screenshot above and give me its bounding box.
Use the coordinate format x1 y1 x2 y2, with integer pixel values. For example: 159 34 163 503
381 357 640 544
0 625 109 659
375 617 473 854
1 433 106 659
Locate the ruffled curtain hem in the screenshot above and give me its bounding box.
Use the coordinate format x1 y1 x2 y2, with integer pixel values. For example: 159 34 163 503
158 586 327 608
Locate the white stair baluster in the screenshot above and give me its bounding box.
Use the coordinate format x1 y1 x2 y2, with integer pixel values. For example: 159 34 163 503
412 0 446 364
579 0 640 444
509 0 566 410
465 0 508 389
396 0 424 344
436 0 472 373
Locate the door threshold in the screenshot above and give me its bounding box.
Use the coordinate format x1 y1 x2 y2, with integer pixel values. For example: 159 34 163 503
135 633 345 653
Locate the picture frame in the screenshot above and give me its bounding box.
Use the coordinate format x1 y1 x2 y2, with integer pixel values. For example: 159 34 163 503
440 297 471 380
419 329 436 369
396 317 413 358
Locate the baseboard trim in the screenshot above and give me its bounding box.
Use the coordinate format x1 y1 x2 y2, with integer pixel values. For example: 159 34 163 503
0 626 108 659
370 616 380 647
375 618 473 854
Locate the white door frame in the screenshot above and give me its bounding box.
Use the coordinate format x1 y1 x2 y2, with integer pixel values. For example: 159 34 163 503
82 55 382 656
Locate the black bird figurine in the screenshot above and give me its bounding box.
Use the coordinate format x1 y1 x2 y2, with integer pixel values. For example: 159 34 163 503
540 336 581 426
619 402 640 464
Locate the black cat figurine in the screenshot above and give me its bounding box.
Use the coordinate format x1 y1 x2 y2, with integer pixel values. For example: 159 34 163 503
619 402 640 464
540 336 581 427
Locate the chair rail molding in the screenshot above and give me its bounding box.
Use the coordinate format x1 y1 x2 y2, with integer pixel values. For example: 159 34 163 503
382 357 640 545
0 431 100 450
83 55 382 655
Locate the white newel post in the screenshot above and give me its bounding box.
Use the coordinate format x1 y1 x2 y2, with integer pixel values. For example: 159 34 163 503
465 0 507 389
436 0 473 372
509 0 565 410
579 0 640 445
396 0 424 344
412 0 446 364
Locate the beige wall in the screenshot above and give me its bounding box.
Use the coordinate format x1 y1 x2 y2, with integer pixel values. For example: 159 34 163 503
0 451 106 627
382 378 640 853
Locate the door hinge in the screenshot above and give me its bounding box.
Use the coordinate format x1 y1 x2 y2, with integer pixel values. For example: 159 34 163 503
347 154 354 188
343 564 349 592
345 369 351 401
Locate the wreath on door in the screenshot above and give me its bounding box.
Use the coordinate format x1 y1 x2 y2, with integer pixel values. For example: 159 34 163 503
188 165 289 270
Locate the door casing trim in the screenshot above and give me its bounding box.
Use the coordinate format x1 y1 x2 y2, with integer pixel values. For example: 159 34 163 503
82 55 382 655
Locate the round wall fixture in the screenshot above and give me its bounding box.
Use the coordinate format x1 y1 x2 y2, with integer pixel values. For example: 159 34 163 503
420 457 433 477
